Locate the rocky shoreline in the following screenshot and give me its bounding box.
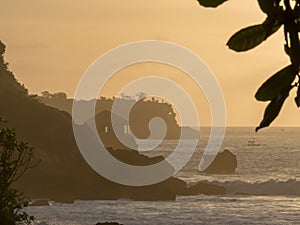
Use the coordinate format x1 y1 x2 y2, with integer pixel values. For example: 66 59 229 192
27 147 225 204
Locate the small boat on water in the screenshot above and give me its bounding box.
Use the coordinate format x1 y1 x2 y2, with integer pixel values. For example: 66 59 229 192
247 138 261 146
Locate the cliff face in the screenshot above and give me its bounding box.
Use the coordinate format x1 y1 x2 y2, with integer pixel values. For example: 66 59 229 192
0 41 92 200
0 41 225 201
37 95 181 139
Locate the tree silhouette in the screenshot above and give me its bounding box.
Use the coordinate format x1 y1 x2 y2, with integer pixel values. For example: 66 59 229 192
0 41 36 224
197 0 300 131
0 120 36 225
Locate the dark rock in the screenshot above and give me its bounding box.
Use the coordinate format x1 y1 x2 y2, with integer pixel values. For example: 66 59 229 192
53 198 74 204
204 150 237 174
96 223 123 225
29 200 49 206
187 182 226 195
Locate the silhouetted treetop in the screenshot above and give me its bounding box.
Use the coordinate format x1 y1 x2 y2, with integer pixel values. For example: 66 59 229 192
197 0 300 131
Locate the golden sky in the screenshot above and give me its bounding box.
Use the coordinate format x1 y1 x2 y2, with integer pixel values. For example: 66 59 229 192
0 0 299 127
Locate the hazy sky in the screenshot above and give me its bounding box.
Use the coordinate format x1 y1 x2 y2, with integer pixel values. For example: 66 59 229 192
0 0 299 127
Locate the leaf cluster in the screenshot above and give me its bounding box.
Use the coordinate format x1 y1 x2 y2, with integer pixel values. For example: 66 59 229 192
0 120 35 225
197 0 300 131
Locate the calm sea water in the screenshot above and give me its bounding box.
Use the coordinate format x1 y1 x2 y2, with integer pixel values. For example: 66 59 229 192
26 127 300 225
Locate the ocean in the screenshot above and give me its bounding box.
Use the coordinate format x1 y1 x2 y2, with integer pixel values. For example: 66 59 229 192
26 127 300 225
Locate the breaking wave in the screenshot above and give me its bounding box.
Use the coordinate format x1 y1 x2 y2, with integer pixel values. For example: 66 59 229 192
193 179 300 196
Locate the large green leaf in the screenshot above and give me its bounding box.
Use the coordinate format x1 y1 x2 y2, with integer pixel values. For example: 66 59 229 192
227 22 281 52
288 20 300 70
197 0 228 8
284 2 300 70
255 86 292 132
295 86 300 107
257 0 274 15
255 65 296 101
